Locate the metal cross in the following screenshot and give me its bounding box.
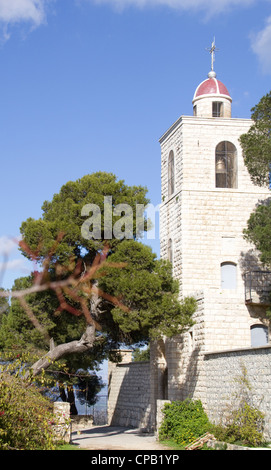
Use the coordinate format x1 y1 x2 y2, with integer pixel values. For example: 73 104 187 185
207 38 219 71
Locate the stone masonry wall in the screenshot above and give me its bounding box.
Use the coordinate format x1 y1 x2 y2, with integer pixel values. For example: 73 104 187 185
204 346 271 439
107 345 271 437
164 291 206 404
108 357 152 430
159 115 270 306
159 114 271 404
157 111 271 437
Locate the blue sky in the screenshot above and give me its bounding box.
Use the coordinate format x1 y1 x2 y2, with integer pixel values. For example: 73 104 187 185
0 0 271 289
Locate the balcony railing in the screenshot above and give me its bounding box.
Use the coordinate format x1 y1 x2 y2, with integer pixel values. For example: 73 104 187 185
244 270 271 305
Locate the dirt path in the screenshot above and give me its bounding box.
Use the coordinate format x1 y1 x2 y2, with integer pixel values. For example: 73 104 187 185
71 425 170 451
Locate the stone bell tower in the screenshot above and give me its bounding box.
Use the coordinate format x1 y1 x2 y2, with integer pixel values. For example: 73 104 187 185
153 40 271 409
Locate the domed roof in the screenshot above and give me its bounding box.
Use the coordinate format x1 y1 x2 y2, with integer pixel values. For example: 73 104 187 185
193 72 231 103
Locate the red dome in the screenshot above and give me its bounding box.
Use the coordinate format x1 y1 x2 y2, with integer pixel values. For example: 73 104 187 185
193 77 231 101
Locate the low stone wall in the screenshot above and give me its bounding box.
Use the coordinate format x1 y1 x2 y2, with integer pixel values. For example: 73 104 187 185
53 402 71 443
156 399 171 434
108 359 151 430
204 345 271 439
71 415 93 431
107 346 271 438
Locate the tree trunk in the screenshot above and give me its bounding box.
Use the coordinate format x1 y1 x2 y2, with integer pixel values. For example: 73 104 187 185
68 388 78 416
59 382 78 415
59 383 67 403
27 325 96 378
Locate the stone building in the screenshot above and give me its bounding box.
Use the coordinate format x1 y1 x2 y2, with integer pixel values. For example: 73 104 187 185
108 50 271 436
153 55 271 425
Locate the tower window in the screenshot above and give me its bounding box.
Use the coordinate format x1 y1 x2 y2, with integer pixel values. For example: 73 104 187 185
221 262 237 289
188 329 195 352
168 151 175 196
193 105 197 116
168 238 173 264
213 101 223 117
215 141 237 188
251 325 269 347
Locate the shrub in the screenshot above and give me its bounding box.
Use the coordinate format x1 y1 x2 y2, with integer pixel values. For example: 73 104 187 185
211 364 265 447
0 372 57 450
158 399 212 448
212 402 265 447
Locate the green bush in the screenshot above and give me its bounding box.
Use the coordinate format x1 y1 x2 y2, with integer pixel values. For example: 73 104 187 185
158 399 212 448
212 402 265 447
211 364 265 447
0 372 57 450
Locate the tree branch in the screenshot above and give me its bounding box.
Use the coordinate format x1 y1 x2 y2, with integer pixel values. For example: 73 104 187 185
0 238 130 378
28 324 96 377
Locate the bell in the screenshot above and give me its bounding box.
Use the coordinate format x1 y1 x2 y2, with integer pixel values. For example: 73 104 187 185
216 157 226 174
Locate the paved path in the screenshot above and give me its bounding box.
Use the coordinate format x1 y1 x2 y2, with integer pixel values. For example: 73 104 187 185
71 425 170 451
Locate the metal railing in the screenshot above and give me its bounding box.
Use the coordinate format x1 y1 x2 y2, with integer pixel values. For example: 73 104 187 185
244 270 271 305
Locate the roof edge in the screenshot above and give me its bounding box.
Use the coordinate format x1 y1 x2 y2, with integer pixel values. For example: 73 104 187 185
192 93 232 104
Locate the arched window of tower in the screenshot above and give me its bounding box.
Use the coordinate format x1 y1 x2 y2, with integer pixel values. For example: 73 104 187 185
215 141 237 188
168 150 175 197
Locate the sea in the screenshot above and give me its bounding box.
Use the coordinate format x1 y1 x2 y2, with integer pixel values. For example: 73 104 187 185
76 387 108 425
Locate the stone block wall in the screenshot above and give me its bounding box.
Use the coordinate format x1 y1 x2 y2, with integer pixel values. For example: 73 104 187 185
159 116 270 306
108 355 152 430
163 291 206 404
53 402 71 443
193 95 232 119
204 346 271 439
107 344 271 438
159 113 271 382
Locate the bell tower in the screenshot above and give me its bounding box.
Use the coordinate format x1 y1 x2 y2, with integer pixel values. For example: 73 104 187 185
157 41 270 404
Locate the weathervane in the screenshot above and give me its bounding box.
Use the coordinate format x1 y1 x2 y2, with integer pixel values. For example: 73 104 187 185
206 38 219 74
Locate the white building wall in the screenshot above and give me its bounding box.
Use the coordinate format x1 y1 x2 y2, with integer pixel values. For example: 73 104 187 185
158 111 270 404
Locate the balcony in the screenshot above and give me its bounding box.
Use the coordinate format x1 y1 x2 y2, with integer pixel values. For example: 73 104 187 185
244 271 271 306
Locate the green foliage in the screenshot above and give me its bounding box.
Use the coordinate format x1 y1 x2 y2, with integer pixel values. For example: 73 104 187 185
158 399 212 448
98 240 196 343
0 275 89 352
243 201 271 268
0 289 9 321
212 403 265 447
0 276 57 351
0 369 57 450
0 243 196 351
15 172 197 344
132 344 150 362
239 92 271 269
1 172 196 388
74 372 104 408
211 364 265 447
239 91 271 187
19 171 150 265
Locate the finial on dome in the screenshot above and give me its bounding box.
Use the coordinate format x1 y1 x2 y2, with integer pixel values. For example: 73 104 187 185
208 70 217 78
206 37 219 78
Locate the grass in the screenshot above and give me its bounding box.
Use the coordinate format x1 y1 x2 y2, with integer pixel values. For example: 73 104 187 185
158 438 186 450
57 443 82 450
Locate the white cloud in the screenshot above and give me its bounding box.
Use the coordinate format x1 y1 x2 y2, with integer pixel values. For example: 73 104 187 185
88 0 256 15
0 0 47 26
0 258 26 271
0 0 50 41
0 236 31 285
251 15 271 74
0 236 19 255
